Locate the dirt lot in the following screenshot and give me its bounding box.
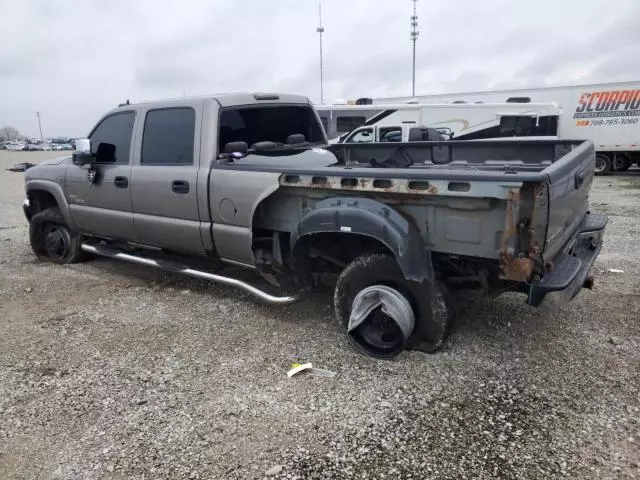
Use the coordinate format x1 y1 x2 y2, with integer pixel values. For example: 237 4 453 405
1 151 638 480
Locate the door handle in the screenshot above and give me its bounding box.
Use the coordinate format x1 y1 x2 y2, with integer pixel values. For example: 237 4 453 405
114 176 128 188
172 180 189 194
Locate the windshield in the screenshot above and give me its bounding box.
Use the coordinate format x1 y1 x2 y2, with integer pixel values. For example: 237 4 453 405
219 105 324 151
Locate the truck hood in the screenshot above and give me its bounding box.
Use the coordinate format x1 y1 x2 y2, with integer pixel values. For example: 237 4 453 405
37 155 72 166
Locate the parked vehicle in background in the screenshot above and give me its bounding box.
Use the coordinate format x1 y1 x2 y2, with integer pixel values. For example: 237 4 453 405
315 102 561 145
52 143 73 151
338 123 448 143
21 92 607 359
6 142 26 151
373 81 640 175
23 143 43 151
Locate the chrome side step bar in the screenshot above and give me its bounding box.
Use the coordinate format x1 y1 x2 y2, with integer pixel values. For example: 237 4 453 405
81 243 301 305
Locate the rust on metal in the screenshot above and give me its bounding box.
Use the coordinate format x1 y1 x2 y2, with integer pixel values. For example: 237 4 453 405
499 188 535 282
279 174 442 197
500 256 535 282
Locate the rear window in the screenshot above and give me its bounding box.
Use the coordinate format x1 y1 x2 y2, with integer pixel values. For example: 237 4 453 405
218 105 323 151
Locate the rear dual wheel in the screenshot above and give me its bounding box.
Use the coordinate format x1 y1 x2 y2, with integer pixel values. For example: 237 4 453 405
595 153 632 175
333 253 454 358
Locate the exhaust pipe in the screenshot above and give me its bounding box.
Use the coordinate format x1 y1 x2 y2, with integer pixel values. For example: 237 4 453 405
81 244 301 305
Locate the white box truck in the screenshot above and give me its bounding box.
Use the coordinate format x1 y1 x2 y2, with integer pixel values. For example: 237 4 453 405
373 81 640 175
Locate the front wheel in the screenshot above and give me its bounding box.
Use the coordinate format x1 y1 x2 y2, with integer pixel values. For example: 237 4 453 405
334 253 453 358
29 207 87 264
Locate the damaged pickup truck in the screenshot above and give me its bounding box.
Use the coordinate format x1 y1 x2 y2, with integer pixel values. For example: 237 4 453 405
22 93 607 358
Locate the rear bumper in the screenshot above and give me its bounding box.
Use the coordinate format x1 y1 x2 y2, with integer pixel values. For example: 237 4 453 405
528 212 608 307
23 199 33 222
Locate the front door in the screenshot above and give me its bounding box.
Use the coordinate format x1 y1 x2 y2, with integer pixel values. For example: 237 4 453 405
64 111 137 241
129 106 203 255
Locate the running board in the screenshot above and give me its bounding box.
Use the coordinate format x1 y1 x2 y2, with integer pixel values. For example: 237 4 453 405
81 243 301 305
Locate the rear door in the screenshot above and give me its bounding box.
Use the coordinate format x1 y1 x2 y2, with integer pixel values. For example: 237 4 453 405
129 105 204 255
65 111 137 240
543 141 595 262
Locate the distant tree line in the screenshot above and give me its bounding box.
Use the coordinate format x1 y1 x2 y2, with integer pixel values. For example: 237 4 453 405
0 126 23 141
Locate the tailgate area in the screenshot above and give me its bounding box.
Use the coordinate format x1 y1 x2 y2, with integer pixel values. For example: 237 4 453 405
542 141 596 263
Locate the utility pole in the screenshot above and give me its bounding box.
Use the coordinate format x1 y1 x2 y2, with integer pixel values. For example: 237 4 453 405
36 111 43 139
316 1 325 104
410 0 419 97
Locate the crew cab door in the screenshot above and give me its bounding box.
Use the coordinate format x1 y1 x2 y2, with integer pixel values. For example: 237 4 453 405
129 105 204 255
64 111 137 240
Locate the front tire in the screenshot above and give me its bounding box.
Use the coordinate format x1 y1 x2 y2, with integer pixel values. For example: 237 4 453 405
29 207 87 264
334 253 453 358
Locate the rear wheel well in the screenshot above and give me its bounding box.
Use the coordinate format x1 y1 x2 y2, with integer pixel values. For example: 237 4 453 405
292 232 393 287
27 190 59 215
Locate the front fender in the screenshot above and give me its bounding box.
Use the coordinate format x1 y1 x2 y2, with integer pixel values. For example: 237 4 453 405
291 197 432 282
25 179 75 229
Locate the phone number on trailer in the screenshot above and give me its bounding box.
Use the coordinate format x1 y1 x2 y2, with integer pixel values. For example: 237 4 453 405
579 118 639 127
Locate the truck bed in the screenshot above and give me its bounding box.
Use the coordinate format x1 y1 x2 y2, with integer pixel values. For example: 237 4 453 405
211 138 596 294
223 139 589 181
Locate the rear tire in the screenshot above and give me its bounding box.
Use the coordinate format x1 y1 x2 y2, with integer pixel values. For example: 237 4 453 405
594 154 612 176
29 207 87 264
334 254 453 357
613 155 631 172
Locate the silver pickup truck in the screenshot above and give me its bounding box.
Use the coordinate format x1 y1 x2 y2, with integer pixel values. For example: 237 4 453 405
22 93 607 358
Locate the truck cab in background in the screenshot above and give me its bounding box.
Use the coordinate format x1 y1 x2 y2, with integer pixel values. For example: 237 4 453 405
339 124 448 143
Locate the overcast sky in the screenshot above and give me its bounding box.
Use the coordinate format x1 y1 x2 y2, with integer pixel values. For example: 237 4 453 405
1 0 639 137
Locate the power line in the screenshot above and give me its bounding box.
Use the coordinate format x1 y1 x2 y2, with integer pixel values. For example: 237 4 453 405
410 0 419 97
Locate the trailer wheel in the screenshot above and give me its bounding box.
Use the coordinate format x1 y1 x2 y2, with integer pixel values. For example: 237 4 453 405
334 253 452 358
594 154 612 176
29 207 87 264
613 155 631 172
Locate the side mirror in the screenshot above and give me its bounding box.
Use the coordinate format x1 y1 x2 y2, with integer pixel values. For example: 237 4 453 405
95 142 117 163
72 138 93 166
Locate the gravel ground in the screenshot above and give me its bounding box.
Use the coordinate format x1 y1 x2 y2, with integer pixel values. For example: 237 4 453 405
0 151 638 480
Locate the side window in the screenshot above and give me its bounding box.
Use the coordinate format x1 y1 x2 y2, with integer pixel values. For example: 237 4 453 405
89 111 135 164
336 116 366 133
141 107 195 165
379 127 402 142
347 128 373 143
500 115 556 137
